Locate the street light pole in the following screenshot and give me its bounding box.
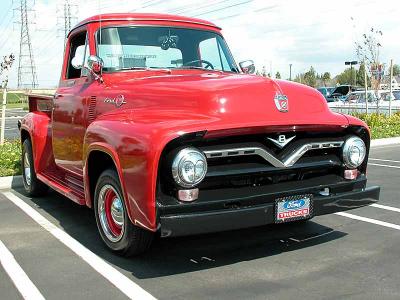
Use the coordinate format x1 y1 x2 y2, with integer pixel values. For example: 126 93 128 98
345 60 358 86
289 64 292 81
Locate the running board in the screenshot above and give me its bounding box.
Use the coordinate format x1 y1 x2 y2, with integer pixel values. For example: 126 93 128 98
37 170 85 205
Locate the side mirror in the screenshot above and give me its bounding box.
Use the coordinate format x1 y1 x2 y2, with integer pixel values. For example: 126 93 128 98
239 60 256 74
87 55 104 83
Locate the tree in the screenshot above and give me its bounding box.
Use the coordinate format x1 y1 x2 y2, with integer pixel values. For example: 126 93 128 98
322 72 331 86
355 27 383 90
275 71 281 79
303 66 317 87
356 62 370 87
261 66 267 77
393 64 400 76
336 68 354 85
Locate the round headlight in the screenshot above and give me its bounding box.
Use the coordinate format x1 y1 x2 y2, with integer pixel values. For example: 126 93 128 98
172 148 208 188
343 136 366 168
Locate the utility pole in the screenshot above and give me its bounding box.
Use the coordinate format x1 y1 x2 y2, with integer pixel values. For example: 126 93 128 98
57 0 78 44
364 59 369 114
16 0 38 89
1 54 15 145
289 64 292 81
389 59 393 116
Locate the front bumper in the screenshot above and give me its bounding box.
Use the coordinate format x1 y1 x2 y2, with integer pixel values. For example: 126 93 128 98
159 185 380 237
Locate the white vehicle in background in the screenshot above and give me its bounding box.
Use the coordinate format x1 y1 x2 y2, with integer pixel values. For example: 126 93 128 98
344 91 378 105
379 90 400 107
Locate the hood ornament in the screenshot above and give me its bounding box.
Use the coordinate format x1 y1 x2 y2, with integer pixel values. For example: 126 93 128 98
104 95 126 108
274 92 289 112
268 134 296 149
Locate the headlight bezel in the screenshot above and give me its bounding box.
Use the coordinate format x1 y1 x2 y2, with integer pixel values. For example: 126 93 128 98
342 136 366 169
171 147 208 188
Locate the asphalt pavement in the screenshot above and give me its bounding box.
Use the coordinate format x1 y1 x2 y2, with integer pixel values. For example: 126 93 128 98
0 108 26 140
0 144 400 300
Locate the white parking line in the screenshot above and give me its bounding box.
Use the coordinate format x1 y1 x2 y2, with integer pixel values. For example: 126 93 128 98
370 158 400 164
368 163 400 169
370 203 400 213
335 212 400 231
0 240 45 300
2 192 156 300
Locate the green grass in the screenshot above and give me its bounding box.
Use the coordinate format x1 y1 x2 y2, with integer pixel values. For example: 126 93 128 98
0 92 28 109
6 103 28 110
0 140 22 177
351 112 400 139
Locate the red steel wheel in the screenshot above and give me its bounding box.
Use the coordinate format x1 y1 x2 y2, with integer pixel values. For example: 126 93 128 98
97 184 125 243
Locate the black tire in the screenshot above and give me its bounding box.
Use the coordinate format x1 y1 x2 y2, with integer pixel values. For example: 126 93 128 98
94 169 154 256
21 139 48 197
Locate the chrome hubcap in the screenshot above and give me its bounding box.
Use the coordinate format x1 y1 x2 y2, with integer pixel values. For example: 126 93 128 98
110 198 124 226
98 185 125 243
24 152 31 186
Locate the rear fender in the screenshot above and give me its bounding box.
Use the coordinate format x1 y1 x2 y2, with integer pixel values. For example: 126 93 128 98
19 111 56 173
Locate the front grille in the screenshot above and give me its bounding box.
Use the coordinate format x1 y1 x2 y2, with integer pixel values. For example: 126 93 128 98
157 126 370 201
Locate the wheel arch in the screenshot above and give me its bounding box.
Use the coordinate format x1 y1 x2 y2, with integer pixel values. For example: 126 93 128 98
84 144 130 217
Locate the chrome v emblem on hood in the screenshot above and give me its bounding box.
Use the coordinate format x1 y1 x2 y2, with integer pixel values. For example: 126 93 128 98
267 135 296 149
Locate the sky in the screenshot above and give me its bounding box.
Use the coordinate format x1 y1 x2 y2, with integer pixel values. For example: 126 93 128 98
0 0 398 88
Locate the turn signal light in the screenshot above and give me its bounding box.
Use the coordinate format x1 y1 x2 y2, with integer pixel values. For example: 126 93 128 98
344 169 358 180
178 188 199 202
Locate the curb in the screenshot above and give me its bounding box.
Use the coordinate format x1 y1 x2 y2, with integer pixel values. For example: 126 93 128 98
0 175 23 190
370 137 400 148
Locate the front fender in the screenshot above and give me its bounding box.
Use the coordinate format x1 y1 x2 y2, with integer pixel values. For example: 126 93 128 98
83 116 183 231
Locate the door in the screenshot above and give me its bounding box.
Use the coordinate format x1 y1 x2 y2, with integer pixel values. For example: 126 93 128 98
52 30 90 176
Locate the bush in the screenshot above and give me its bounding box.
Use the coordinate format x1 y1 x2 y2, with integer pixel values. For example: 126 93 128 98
351 112 400 139
0 140 22 177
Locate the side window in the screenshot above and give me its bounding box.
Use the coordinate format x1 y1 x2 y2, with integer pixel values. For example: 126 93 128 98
199 37 223 71
66 31 88 79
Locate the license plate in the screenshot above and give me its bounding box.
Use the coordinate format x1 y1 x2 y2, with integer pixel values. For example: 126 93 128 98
275 195 313 223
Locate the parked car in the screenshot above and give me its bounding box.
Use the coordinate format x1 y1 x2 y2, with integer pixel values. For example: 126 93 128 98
326 85 357 102
317 86 335 99
380 90 400 101
19 13 380 256
345 91 378 104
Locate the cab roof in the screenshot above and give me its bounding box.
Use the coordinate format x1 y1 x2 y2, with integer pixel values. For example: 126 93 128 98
71 13 221 34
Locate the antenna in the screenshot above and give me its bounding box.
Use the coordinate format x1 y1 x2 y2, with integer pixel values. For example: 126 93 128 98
14 0 38 89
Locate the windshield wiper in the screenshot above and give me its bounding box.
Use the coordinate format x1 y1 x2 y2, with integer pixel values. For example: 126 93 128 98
117 67 172 72
178 66 211 71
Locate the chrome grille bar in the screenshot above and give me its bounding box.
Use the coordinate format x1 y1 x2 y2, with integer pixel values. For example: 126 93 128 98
203 141 344 168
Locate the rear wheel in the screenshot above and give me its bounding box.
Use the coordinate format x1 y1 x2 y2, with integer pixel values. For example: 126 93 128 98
94 169 153 256
21 139 48 197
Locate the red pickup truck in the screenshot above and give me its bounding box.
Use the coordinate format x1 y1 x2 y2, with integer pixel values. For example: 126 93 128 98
19 13 380 256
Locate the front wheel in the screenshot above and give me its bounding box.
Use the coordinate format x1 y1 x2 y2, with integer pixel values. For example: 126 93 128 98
94 169 154 256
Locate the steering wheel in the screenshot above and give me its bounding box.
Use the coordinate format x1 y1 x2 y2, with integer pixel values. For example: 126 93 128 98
183 59 215 70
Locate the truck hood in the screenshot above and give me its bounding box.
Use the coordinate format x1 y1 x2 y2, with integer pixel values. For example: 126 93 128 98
101 71 349 133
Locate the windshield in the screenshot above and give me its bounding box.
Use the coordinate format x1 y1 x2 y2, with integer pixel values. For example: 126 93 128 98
96 26 239 73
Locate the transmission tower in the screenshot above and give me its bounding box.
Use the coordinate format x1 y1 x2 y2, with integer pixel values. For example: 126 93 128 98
15 0 38 89
57 0 78 42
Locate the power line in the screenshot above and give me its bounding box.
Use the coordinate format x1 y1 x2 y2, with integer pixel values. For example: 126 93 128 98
190 0 254 18
15 0 38 88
